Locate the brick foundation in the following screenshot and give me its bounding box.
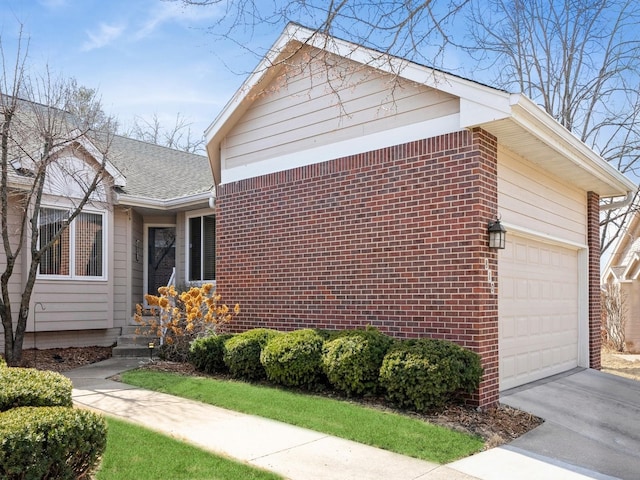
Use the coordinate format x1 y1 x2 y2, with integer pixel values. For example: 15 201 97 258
216 128 500 407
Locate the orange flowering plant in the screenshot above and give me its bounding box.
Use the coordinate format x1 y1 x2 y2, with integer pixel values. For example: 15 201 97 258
135 283 239 357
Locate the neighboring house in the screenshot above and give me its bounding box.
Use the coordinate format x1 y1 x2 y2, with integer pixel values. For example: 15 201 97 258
204 24 636 407
1 130 214 352
602 211 640 352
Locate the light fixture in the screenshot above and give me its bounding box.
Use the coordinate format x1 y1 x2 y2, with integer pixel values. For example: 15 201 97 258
148 342 155 360
488 218 507 249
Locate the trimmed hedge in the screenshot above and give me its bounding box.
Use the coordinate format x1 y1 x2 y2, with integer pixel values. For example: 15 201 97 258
322 328 394 396
261 329 325 389
0 357 6 368
379 338 483 412
223 329 282 380
0 368 72 412
0 406 107 480
189 334 234 374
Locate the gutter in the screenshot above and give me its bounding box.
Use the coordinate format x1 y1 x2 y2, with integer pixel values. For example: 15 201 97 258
600 190 635 211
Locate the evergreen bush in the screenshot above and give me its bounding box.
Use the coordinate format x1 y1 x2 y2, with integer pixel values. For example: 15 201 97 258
0 406 107 480
223 329 281 380
379 338 483 412
261 329 325 389
189 333 234 374
0 368 72 412
322 328 394 396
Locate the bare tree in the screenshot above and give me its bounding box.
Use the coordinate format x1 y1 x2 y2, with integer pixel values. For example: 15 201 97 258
178 0 470 68
602 282 626 351
463 0 640 255
1 29 117 365
124 112 205 154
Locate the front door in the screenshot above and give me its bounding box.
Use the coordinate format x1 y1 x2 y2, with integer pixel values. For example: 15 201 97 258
146 226 176 299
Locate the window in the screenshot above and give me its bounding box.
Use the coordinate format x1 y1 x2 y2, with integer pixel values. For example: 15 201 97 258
39 207 105 279
188 215 215 281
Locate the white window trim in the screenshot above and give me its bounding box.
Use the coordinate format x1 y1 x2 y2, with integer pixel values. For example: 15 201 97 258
185 209 216 285
37 206 108 281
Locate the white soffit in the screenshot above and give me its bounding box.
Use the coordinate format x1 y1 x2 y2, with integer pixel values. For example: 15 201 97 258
479 98 636 198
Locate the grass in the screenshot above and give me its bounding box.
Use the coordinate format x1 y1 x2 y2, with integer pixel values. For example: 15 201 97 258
121 370 484 464
96 416 282 480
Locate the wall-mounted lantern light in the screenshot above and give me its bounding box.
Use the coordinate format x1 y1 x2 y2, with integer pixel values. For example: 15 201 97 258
488 219 507 249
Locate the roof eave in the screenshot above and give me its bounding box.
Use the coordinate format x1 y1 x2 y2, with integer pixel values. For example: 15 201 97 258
116 190 214 211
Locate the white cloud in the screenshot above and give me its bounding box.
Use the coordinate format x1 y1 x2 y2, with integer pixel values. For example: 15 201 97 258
135 0 222 40
82 22 125 51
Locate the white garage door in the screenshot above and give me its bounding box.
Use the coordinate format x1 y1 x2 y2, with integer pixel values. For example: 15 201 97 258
499 235 579 391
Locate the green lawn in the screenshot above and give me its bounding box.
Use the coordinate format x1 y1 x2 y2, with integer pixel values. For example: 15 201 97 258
121 370 484 464
96 416 282 480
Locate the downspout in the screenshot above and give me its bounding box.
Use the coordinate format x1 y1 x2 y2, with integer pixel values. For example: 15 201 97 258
600 190 634 211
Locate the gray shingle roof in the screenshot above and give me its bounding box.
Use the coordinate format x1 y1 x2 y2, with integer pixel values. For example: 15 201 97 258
108 135 212 201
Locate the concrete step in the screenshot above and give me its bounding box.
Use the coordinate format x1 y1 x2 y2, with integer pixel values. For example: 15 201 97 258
117 333 160 346
120 325 144 335
112 344 158 358
114 320 161 357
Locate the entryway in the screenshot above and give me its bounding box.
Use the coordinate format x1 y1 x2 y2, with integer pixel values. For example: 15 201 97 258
144 225 176 300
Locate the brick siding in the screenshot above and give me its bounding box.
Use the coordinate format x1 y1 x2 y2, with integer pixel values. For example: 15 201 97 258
216 128 500 407
587 191 601 369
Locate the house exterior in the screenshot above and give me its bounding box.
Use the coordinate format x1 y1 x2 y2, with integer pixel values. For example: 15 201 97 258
602 211 640 352
205 24 636 407
1 130 215 352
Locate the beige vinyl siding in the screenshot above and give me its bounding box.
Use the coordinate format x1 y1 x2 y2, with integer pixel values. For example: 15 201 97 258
30 280 112 331
131 210 144 316
1 202 24 322
620 281 640 351
113 208 129 327
498 146 586 245
21 329 120 349
223 49 459 169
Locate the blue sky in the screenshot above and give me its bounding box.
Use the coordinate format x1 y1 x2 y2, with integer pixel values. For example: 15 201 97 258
0 0 277 139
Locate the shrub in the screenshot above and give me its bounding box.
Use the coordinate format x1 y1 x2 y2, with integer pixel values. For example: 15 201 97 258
188 334 234 374
322 328 394 396
379 338 483 412
223 329 281 380
0 368 72 412
261 329 325 389
0 406 107 480
136 284 240 362
0 357 6 368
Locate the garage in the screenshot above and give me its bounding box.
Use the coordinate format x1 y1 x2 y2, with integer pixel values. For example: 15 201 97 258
499 234 580 390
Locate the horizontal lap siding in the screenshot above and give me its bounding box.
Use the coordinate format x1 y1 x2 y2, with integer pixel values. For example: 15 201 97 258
1 202 24 319
224 49 459 169
113 208 129 327
217 128 500 407
498 146 586 244
30 281 111 331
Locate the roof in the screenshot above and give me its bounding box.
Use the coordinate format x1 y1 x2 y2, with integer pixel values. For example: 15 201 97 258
3 96 212 211
109 135 212 206
205 23 636 199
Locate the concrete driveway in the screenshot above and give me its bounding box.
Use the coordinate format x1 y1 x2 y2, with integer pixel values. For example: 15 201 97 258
500 368 640 480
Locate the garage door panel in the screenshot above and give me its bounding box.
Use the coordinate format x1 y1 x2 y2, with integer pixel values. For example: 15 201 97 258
499 235 579 390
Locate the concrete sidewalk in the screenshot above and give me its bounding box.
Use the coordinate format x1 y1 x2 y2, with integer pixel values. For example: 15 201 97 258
64 358 600 480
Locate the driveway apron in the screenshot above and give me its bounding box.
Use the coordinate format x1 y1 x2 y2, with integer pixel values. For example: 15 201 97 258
500 368 640 480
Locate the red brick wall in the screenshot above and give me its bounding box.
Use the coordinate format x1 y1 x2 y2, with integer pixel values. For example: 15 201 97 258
587 191 601 369
216 128 500 407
